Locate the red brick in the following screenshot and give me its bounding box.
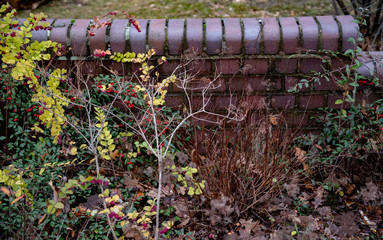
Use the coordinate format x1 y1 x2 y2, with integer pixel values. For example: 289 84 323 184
188 60 212 74
173 77 224 92
102 61 130 75
89 19 108 54
299 95 324 109
242 59 268 75
240 96 267 110
130 19 147 54
215 96 238 111
271 95 295 109
316 16 339 51
109 19 129 53
70 19 91 56
229 76 268 91
51 19 72 48
224 18 242 54
355 93 381 105
279 17 299 54
248 111 265 124
330 57 352 71
284 113 309 127
261 17 280 54
297 16 319 51
188 77 225 92
51 60 70 70
274 58 297 73
313 77 341 91
243 18 261 54
336 15 359 52
216 59 240 74
164 96 184 110
191 112 224 127
167 19 185 55
159 60 183 75
73 60 99 75
285 77 309 91
190 96 214 111
186 19 203 52
205 18 222 55
328 94 349 109
148 19 166 55
301 58 327 74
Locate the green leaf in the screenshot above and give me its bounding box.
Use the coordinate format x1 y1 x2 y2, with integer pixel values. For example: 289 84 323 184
54 202 64 209
335 99 343 105
47 205 55 214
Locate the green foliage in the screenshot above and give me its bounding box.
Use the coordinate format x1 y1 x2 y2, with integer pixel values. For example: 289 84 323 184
292 21 382 164
169 165 205 196
0 4 200 239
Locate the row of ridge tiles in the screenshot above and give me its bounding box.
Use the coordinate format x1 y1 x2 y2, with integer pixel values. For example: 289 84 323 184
22 16 358 57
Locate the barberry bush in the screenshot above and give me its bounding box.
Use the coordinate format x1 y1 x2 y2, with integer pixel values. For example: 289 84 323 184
0 3 243 239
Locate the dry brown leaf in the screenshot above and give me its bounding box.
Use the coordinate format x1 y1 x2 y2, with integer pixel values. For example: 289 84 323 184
49 180 60 203
174 198 189 218
239 218 259 233
122 223 143 240
38 214 46 225
175 151 189 164
110 149 119 160
1 186 11 196
11 194 25 205
146 189 158 199
55 209 62 217
123 174 143 191
345 184 356 194
162 184 173 196
315 144 323 151
270 115 278 125
178 186 186 195
294 147 307 162
82 195 101 210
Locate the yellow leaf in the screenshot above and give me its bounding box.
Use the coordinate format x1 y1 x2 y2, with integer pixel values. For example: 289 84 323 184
108 144 116 151
103 189 110 197
39 168 45 175
70 147 78 155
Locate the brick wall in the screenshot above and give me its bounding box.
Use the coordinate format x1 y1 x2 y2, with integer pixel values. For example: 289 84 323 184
24 16 383 128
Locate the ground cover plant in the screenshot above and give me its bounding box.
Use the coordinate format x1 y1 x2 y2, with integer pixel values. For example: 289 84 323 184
17 0 333 19
1 2 383 240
